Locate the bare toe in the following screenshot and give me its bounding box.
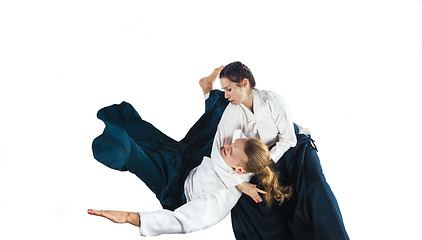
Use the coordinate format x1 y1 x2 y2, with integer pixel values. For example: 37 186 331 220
199 66 222 95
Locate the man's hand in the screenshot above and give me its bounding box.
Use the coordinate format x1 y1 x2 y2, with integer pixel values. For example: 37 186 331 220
236 182 267 203
88 209 140 227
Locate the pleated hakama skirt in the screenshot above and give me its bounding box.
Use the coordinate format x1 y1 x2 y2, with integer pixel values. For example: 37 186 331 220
92 90 349 239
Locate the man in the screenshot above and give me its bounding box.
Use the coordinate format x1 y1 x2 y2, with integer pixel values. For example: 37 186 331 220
88 133 281 237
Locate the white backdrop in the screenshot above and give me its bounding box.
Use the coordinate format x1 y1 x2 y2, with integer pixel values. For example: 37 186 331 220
1 1 422 239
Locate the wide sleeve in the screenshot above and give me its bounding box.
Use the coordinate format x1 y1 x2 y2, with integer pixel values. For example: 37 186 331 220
139 188 241 237
210 105 241 157
267 95 297 162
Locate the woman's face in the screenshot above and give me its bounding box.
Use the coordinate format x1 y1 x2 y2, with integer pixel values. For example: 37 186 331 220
220 77 250 106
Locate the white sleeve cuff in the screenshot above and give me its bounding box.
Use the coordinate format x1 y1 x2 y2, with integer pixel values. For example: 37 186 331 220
204 92 210 101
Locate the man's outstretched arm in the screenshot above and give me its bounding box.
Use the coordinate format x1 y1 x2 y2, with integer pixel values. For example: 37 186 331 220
87 209 140 227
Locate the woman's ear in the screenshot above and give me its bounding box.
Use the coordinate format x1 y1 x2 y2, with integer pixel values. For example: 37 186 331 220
241 78 249 87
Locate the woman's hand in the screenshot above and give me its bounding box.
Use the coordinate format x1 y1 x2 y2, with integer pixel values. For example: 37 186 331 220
236 182 267 203
87 209 140 227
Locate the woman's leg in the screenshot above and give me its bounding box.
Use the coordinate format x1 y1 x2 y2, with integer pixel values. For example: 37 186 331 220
231 128 349 240
231 191 294 240
287 136 349 240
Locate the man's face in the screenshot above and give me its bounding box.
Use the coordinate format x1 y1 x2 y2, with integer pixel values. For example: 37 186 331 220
220 138 248 174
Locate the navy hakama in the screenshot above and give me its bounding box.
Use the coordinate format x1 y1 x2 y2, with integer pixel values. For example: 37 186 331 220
92 90 349 239
92 90 228 210
231 125 349 240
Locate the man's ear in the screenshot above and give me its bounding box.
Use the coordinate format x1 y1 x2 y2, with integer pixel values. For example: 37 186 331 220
235 167 247 175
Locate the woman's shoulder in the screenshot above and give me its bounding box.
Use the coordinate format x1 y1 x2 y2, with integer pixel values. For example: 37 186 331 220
255 89 288 108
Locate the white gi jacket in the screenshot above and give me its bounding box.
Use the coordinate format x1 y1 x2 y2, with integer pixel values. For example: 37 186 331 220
139 131 251 237
210 89 297 187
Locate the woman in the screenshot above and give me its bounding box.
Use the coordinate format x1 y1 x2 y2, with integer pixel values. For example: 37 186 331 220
202 61 349 240
89 136 291 236
91 63 348 239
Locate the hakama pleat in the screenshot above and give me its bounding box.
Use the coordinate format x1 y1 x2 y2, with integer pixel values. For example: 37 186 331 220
92 90 227 210
231 125 349 240
92 90 349 239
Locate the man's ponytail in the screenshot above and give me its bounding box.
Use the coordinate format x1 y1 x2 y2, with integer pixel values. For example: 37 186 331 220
244 138 292 206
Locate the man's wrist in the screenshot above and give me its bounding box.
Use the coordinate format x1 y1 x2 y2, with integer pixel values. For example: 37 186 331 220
126 212 140 227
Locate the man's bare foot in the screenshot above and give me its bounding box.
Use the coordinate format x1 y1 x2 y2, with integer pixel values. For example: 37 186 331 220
199 66 224 95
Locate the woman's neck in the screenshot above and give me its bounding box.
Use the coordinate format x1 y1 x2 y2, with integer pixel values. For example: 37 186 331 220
242 90 254 113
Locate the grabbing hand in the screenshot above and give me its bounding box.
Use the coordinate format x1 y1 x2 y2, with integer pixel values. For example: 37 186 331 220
87 209 140 227
236 182 267 203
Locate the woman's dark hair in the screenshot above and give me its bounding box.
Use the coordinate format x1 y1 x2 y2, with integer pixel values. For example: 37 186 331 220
219 61 256 88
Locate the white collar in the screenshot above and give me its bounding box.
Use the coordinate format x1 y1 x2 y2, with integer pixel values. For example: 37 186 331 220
210 130 249 188
239 89 265 116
